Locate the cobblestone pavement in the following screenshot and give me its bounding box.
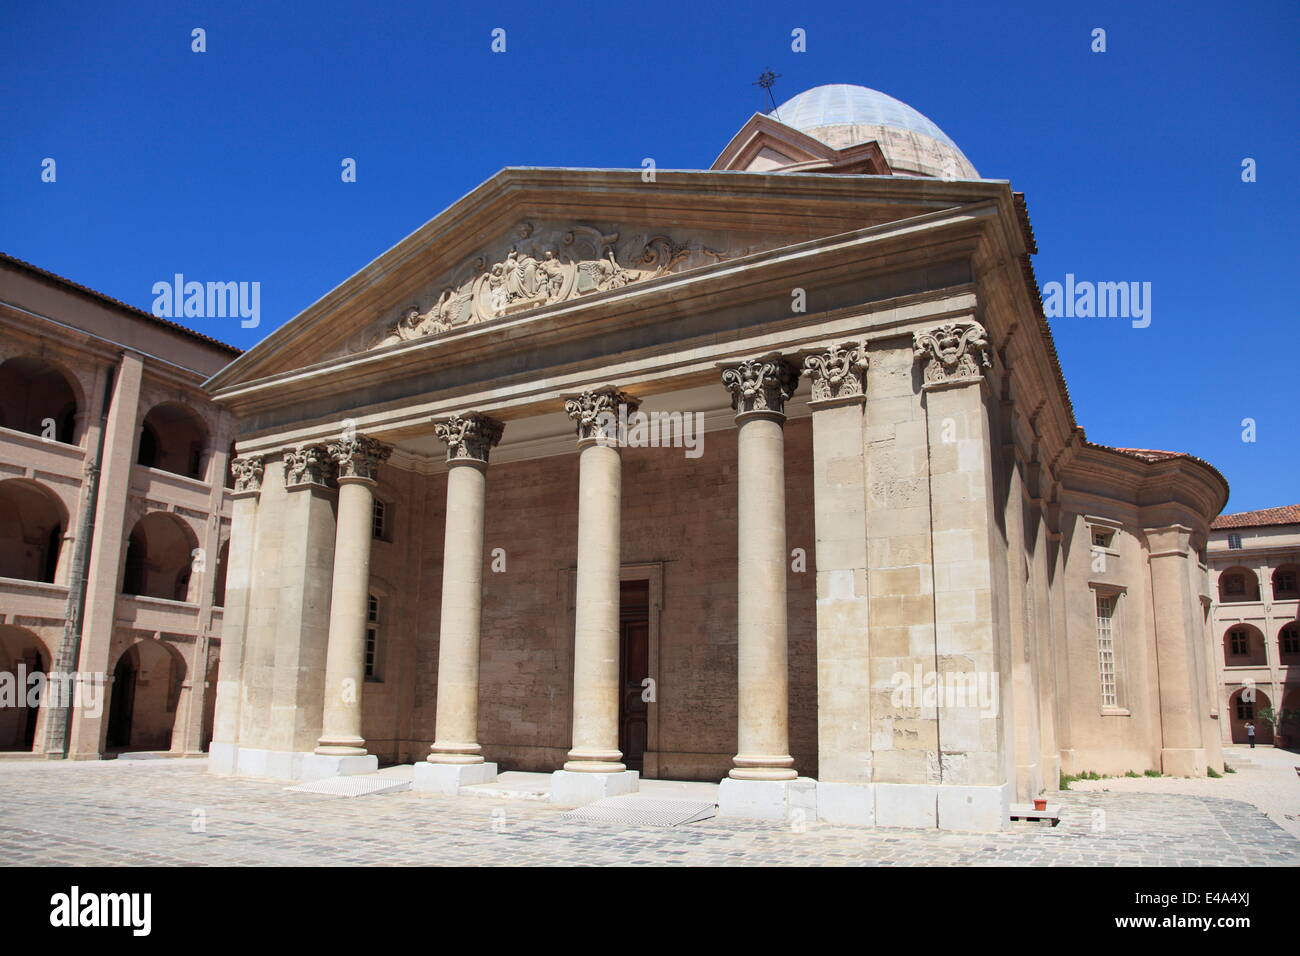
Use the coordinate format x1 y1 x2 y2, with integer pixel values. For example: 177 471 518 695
0 759 1297 866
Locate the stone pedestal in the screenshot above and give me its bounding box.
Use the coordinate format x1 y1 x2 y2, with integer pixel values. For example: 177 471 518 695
300 752 379 782
413 761 499 795
551 769 640 805
718 776 817 822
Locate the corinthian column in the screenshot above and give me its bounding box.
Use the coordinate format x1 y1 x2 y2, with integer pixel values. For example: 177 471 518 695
551 387 642 805
427 414 504 766
313 434 391 765
721 355 801 787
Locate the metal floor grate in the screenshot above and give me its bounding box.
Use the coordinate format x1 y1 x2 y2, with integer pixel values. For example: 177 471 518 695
284 774 412 798
561 796 717 828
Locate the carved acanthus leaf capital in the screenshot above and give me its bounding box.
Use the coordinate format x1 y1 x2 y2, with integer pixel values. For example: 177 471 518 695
328 435 392 481
230 455 265 494
284 445 333 488
803 342 868 405
563 387 641 444
913 320 992 387
434 413 505 464
721 355 801 419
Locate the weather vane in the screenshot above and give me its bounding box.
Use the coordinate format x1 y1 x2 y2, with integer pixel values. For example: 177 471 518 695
753 69 781 115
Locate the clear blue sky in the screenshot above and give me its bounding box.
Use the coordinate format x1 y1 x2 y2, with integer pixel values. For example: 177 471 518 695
2 1 1295 513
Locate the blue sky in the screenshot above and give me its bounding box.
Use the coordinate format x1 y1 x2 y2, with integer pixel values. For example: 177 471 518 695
2 1 1295 512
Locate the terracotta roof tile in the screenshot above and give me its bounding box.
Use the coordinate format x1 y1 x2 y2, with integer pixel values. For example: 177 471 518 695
1211 504 1300 530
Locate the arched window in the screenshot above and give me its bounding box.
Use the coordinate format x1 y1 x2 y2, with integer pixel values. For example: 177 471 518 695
1223 624 1267 667
0 356 80 444
137 403 209 480
1218 567 1259 603
0 479 67 583
1272 564 1299 600
1280 624 1300 663
121 512 199 602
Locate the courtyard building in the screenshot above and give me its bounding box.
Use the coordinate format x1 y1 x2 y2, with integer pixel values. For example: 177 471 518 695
0 253 239 759
1208 504 1300 746
202 85 1230 831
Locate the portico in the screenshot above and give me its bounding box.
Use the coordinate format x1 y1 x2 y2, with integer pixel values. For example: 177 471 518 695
203 85 1228 831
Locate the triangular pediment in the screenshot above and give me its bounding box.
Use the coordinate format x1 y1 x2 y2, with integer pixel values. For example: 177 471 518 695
712 113 892 175
205 167 987 392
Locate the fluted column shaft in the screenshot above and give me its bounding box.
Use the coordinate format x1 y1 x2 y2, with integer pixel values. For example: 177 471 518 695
316 435 390 756
564 388 638 772
429 413 504 764
722 356 800 781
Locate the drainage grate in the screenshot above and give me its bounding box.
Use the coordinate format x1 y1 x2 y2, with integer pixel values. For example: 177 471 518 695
285 774 412 798
561 796 717 828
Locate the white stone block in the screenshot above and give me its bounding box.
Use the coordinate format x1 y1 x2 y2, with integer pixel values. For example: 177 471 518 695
299 753 379 782
718 776 816 822
817 781 875 826
550 769 639 805
874 783 939 828
937 783 1009 831
412 761 499 795
235 747 308 781
207 742 237 775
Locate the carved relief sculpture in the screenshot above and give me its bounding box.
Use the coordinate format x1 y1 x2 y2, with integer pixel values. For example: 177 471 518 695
376 222 731 348
913 320 992 386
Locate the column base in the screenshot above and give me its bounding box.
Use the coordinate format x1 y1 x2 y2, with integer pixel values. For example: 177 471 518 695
412 761 498 795
550 769 639 805
718 776 817 822
300 753 379 782
234 748 311 781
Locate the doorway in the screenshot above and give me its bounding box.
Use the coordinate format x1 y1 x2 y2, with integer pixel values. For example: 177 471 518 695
619 579 650 772
107 649 137 749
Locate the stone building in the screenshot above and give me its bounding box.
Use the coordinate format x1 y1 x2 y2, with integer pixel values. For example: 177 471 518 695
1208 505 1300 746
205 84 1229 829
0 253 239 758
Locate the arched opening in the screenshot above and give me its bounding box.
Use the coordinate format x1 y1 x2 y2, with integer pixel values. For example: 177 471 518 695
1223 623 1268 667
106 640 185 752
0 625 48 751
121 512 199 602
1218 566 1260 603
1279 622 1300 666
0 356 79 444
1272 564 1299 601
0 478 67 583
137 403 208 480
1228 686 1273 745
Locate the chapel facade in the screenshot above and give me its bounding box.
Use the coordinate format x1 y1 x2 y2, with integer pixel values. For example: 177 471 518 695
203 85 1229 829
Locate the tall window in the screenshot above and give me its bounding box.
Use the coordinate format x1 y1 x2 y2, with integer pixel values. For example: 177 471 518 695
365 594 380 680
1236 695 1254 720
1282 625 1300 656
1224 574 1244 596
1230 629 1249 656
1276 570 1297 595
1095 592 1118 709
372 498 387 540
1227 534 1242 550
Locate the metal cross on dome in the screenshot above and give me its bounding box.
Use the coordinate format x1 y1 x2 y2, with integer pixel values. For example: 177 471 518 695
753 69 781 115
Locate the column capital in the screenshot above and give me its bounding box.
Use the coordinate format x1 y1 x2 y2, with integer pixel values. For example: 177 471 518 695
802 342 868 409
563 386 641 446
913 320 992 389
328 435 392 483
284 444 333 489
720 354 800 421
434 412 505 465
229 454 265 497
